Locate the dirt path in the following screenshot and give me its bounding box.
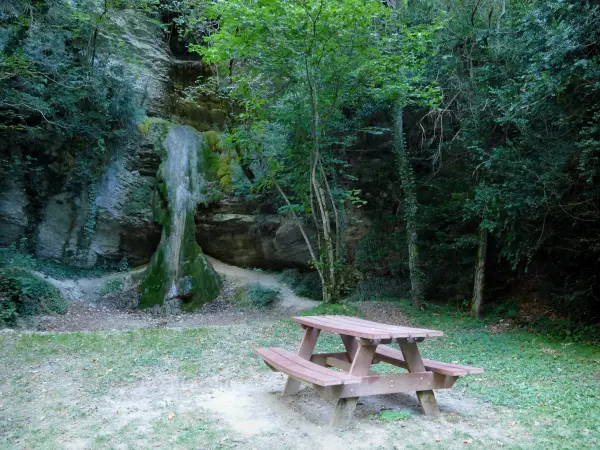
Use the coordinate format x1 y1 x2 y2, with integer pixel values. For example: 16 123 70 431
25 257 318 332
206 256 318 310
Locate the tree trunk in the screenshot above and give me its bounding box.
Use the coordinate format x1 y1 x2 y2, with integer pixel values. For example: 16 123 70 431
393 106 425 308
472 226 488 318
305 60 341 304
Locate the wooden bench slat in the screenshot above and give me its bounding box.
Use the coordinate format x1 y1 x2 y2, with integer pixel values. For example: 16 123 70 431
375 345 484 376
256 348 339 385
254 347 362 386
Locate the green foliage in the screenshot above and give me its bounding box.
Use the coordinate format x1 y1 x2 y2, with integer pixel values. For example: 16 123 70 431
0 0 139 243
370 410 412 422
0 242 66 324
347 277 409 303
280 269 323 301
246 283 280 310
356 220 408 277
0 269 66 325
196 0 440 303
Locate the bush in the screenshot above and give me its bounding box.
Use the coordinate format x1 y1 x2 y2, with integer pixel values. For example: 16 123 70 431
0 269 67 325
347 277 410 302
280 269 322 300
247 283 280 310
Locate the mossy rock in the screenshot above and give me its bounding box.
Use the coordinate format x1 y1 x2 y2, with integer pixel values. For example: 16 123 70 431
139 125 221 311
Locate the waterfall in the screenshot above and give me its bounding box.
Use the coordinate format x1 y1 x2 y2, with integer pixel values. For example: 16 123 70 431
139 125 221 312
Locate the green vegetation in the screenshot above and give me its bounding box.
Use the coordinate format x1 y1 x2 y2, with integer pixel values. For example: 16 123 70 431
1 305 598 448
370 410 413 422
0 244 67 325
0 269 66 325
280 269 323 301
246 283 280 310
0 0 141 251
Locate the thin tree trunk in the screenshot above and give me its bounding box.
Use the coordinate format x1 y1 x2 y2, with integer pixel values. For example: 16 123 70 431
393 106 425 307
306 58 341 303
472 226 488 318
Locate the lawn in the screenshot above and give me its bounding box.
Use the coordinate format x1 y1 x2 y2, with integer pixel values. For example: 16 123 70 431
0 302 598 449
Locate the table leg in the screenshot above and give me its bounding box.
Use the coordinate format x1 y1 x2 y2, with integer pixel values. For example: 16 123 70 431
340 334 358 362
331 341 377 427
399 340 440 416
282 326 321 396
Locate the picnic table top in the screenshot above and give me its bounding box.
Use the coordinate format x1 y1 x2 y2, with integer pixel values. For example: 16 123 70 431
291 315 444 340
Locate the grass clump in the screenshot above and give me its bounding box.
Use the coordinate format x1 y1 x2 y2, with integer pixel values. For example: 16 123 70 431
370 410 412 422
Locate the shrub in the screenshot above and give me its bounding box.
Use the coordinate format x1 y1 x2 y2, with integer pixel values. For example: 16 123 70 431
347 277 410 302
247 283 280 310
0 269 67 325
280 269 322 300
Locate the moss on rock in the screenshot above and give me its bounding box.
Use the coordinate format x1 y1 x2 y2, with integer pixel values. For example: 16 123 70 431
139 125 221 311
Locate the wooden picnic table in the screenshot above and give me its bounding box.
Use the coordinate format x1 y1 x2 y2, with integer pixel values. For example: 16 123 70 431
254 315 483 427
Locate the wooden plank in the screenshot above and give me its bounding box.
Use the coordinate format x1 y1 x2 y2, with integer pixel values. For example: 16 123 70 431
310 352 377 375
340 334 359 362
281 350 357 382
283 326 321 396
292 316 389 340
376 345 484 376
399 341 440 416
316 372 459 398
256 348 340 386
292 315 443 339
331 342 377 427
254 348 361 387
323 315 444 338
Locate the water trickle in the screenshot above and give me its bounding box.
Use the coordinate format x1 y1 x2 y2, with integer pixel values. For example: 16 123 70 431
139 125 221 311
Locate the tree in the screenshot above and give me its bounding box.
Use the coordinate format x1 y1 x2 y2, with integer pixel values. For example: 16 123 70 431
409 0 600 317
199 0 440 303
199 0 391 302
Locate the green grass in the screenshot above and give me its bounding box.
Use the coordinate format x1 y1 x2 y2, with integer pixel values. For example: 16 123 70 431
370 410 413 422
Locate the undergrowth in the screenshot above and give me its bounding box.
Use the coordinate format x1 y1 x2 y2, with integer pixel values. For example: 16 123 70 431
0 269 66 325
280 269 322 300
247 283 280 310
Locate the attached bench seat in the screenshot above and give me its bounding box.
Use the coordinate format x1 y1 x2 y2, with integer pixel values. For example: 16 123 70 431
254 347 362 387
375 345 483 376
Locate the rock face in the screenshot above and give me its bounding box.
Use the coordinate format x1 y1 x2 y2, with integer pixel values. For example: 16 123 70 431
0 180 28 247
30 134 162 267
0 8 167 267
104 10 171 116
195 198 313 269
0 7 369 274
